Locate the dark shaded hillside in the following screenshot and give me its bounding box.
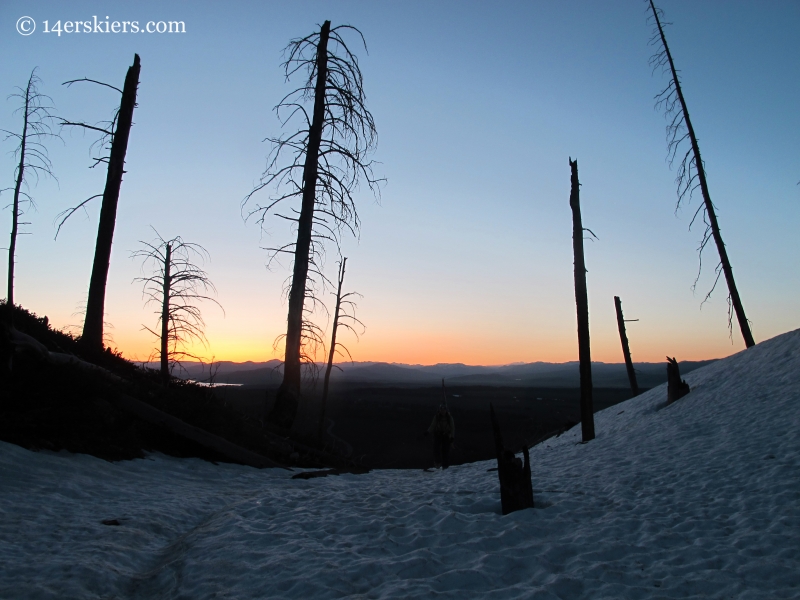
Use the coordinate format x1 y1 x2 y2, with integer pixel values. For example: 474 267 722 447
0 304 341 468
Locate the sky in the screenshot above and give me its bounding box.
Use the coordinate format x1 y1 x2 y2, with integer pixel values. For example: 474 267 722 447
1 1 798 366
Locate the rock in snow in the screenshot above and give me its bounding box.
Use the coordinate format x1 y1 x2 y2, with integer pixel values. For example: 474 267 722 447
1 329 799 598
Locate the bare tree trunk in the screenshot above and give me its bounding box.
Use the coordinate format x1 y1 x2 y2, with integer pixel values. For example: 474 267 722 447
132 233 221 376
318 256 345 441
160 241 171 385
270 22 331 429
614 296 639 397
569 158 595 442
6 76 33 325
648 1 754 349
7 115 27 313
81 54 141 353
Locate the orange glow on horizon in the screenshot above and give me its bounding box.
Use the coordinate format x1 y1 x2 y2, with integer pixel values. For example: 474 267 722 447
112 329 739 366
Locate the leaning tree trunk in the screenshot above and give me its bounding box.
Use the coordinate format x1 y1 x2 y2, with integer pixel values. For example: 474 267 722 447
81 53 141 353
614 296 639 397
317 256 346 441
160 241 172 386
569 158 595 442
649 1 754 349
269 21 331 430
6 75 33 326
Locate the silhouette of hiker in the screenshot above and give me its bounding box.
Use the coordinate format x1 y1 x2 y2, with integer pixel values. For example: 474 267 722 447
423 404 455 469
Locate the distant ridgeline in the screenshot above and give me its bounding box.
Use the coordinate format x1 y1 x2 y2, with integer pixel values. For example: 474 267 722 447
160 359 716 388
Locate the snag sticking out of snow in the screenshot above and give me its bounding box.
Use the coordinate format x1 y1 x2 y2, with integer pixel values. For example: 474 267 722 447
490 403 534 515
666 357 691 404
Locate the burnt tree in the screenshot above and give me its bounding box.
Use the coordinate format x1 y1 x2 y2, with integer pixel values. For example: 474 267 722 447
59 54 141 354
2 69 58 326
490 403 534 515
569 158 595 442
132 232 222 386
648 1 754 348
666 356 690 404
614 296 639 397
244 22 379 429
317 257 363 440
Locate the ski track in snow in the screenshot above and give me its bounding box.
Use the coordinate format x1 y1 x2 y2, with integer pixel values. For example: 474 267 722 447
1 330 799 599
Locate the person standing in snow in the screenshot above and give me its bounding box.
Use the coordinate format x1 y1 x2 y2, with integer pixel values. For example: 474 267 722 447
424 404 455 469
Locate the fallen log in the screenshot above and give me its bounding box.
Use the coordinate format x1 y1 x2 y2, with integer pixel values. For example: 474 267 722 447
6 326 122 383
291 467 370 480
110 392 290 470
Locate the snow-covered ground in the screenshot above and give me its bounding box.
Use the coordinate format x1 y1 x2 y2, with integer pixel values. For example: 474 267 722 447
1 331 799 599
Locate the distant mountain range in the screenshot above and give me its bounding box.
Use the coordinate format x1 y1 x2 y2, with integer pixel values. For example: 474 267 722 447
150 358 716 389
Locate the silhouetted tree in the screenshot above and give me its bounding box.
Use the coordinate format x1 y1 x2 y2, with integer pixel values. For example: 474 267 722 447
648 2 754 348
1 69 58 325
317 257 364 440
569 158 595 442
614 296 639 397
132 232 222 386
58 54 141 354
244 22 380 429
204 355 222 386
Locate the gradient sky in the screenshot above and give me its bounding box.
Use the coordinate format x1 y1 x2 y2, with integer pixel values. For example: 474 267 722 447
1 1 798 365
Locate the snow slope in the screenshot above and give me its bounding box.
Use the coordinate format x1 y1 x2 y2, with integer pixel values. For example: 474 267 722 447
1 330 799 599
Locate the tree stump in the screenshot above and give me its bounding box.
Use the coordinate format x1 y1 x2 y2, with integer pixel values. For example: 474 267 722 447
666 357 691 404
490 403 534 515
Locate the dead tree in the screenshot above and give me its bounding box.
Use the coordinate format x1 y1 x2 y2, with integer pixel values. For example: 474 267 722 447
132 232 222 386
1 69 59 326
490 403 534 515
648 2 754 348
614 296 639 397
569 158 595 442
57 54 141 354
666 357 690 404
204 355 222 385
244 22 380 429
317 257 363 440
